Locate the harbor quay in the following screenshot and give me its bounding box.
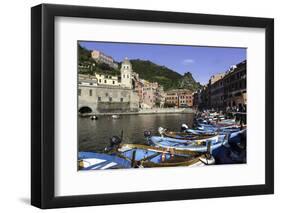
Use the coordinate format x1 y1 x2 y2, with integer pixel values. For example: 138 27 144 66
79 107 195 116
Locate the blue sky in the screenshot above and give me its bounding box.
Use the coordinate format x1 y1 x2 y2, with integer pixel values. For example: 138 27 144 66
79 41 246 84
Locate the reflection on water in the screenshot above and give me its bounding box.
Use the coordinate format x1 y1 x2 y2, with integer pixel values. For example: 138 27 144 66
79 113 194 152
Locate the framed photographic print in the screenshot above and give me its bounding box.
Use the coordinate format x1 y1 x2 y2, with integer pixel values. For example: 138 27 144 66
31 3 274 209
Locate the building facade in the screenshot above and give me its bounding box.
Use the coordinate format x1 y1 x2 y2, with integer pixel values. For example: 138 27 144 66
165 90 178 107
78 83 139 113
223 60 247 110
141 81 161 109
193 60 246 111
209 73 225 110
78 74 98 86
91 50 118 69
95 73 120 86
120 57 133 89
78 58 140 113
165 89 193 108
78 56 168 112
178 90 193 107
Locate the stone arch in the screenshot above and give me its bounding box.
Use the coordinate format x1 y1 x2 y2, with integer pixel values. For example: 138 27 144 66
78 106 92 114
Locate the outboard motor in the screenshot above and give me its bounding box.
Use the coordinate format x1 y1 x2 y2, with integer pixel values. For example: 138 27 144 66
158 127 166 137
104 135 122 152
181 124 188 132
110 136 122 147
144 130 152 145
144 130 152 138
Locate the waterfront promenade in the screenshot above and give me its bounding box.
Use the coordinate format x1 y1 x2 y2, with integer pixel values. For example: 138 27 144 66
80 108 195 116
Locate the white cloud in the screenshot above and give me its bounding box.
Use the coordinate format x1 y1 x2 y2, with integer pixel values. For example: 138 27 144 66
182 58 195 65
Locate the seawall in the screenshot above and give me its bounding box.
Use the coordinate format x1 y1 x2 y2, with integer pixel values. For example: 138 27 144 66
80 108 195 116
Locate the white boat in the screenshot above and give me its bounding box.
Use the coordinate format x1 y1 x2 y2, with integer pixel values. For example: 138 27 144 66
112 114 120 119
78 152 131 170
149 135 226 152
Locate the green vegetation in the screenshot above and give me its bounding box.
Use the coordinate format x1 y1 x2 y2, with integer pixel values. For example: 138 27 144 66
94 63 120 76
130 60 182 90
78 44 92 63
78 44 202 91
78 44 120 76
130 60 202 91
178 72 202 91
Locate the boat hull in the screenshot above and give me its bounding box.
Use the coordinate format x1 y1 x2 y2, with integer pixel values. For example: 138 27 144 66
117 144 214 167
149 135 225 152
78 151 131 170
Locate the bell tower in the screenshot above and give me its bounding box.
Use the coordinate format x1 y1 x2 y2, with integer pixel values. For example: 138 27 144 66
120 57 133 89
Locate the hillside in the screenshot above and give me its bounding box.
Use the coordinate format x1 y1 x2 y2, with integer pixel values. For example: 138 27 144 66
178 72 202 91
78 44 120 76
78 45 202 91
130 60 182 90
78 44 91 63
130 60 202 91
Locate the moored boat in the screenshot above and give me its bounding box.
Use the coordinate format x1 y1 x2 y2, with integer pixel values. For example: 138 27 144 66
158 126 218 140
78 151 131 170
117 143 215 167
148 134 226 152
90 115 98 120
112 114 120 119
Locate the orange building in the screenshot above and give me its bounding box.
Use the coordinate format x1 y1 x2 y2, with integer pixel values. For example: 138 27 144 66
165 89 193 108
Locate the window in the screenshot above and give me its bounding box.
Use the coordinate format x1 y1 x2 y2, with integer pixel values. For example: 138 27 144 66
89 83 93 85
120 98 123 102
99 79 101 83
104 80 107 83
127 74 129 78
113 81 115 85
89 89 92 96
105 93 108 97
98 97 101 101
78 89 81 96
109 97 112 102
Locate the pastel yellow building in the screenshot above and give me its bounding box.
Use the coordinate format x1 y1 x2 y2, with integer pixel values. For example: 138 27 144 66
95 73 120 86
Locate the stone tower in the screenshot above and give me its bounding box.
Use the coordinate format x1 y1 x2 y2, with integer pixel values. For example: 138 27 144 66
120 57 133 89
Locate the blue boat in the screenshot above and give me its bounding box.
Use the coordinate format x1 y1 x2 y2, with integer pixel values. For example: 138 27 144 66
148 135 226 152
117 144 215 167
78 144 215 170
78 151 131 170
211 129 246 164
149 126 246 153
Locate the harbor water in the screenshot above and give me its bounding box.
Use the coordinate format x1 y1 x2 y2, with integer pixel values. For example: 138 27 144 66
79 113 194 152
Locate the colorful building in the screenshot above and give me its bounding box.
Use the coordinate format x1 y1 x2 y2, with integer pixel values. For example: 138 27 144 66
209 73 226 110
91 50 118 69
193 60 247 111
165 89 193 108
223 60 247 110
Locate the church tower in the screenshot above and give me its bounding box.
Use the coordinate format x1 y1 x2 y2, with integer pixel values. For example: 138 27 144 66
120 57 133 89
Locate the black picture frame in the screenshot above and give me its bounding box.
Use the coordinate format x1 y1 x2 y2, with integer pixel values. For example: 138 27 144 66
31 3 274 209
